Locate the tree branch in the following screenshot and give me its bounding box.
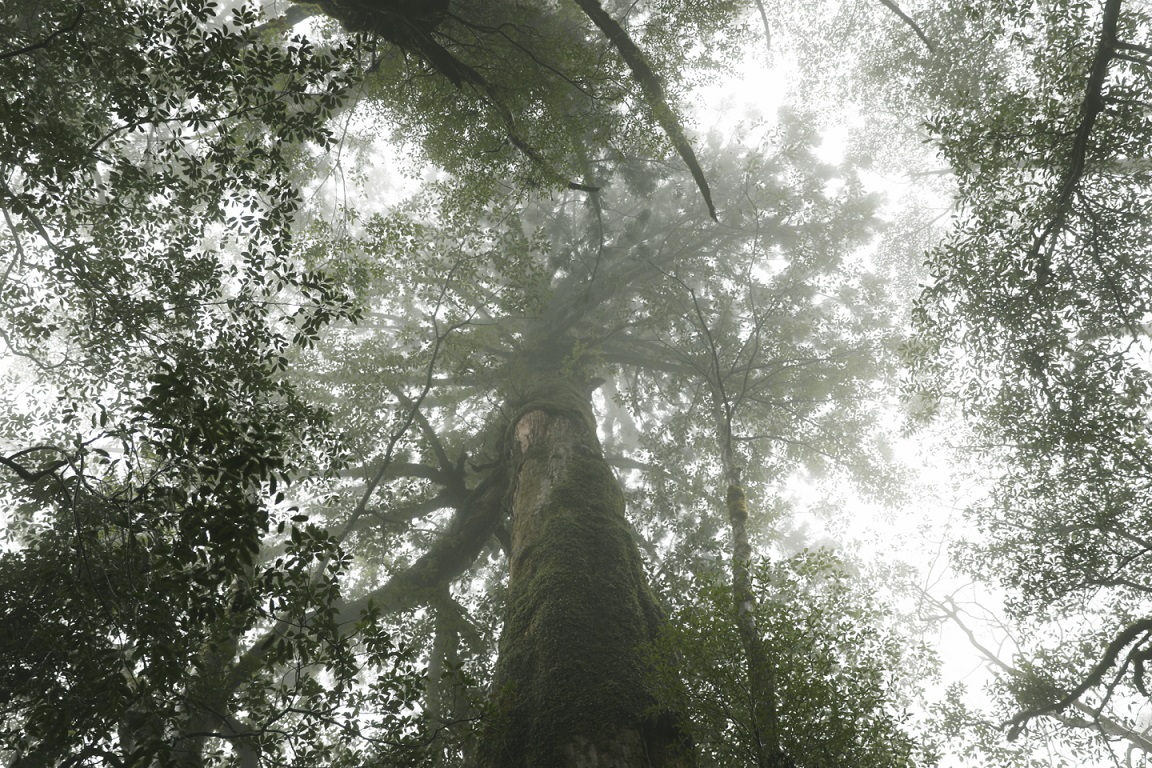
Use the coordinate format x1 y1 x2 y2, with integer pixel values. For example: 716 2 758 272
0 7 83 61
1003 616 1152 740
569 0 717 219
926 592 1152 753
228 466 506 693
0 446 74 483
1030 0 1121 286
876 0 935 54
752 0 772 58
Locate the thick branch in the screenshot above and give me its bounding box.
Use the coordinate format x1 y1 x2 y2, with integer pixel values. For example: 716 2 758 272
569 0 717 219
1031 0 1121 285
1115 40 1152 57
229 467 506 692
926 594 1152 752
1007 617 1152 738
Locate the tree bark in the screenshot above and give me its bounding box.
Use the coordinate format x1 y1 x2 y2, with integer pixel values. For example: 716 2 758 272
475 371 693 767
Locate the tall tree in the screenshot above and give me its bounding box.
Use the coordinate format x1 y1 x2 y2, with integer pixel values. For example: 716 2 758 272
0 0 932 766
283 114 908 764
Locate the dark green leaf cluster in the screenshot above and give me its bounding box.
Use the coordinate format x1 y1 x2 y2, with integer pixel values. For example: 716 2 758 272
0 1 427 764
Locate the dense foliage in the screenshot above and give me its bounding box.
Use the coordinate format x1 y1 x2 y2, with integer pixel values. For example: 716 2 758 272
899 0 1152 758
653 550 933 768
5 0 1152 764
0 0 406 763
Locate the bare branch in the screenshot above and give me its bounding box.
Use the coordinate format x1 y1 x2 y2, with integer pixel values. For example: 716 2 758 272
1115 39 1152 57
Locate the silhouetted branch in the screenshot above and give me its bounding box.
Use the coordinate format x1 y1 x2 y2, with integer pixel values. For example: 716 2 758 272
0 447 72 483
1007 618 1152 738
876 0 935 53
1030 0 1121 287
928 592 1152 751
569 0 717 219
0 7 83 61
752 0 772 57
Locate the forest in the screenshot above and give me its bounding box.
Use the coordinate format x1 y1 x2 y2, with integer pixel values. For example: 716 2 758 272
1 0 1151 765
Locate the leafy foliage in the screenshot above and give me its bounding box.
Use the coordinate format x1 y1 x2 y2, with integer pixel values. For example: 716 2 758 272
342 0 751 210
894 0 1152 754
652 550 935 767
1 0 1059 763
0 0 439 764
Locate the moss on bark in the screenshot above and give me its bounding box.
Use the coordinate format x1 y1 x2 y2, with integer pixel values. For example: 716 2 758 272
475 376 692 767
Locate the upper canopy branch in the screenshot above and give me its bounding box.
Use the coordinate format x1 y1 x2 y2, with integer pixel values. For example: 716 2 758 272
310 0 713 213
1030 0 1122 287
569 0 717 219
876 0 935 54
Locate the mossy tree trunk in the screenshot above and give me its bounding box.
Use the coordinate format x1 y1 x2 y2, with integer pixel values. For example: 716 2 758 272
475 370 694 768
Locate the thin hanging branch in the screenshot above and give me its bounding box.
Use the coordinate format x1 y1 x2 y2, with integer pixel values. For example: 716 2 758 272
569 0 718 220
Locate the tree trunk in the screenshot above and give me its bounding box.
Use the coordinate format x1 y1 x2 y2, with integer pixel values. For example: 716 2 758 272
726 482 790 768
475 371 693 768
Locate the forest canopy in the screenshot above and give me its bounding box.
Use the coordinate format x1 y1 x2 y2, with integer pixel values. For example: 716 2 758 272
1 0 1151 766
